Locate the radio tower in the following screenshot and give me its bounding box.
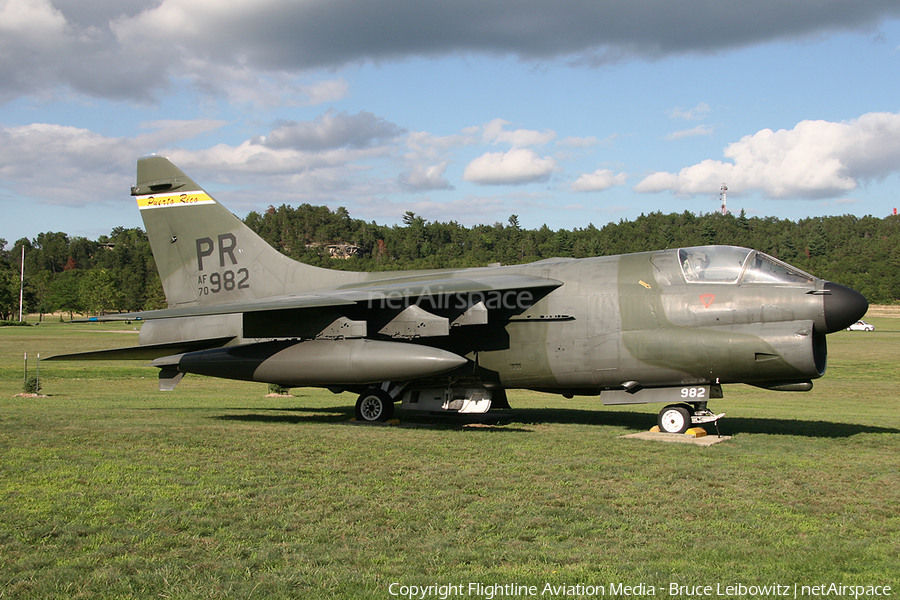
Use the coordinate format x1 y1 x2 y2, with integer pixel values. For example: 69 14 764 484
719 183 728 215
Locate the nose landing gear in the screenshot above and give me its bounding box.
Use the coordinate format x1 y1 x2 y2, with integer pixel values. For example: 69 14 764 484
657 402 724 435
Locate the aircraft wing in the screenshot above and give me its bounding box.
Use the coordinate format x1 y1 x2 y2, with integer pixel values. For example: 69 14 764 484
76 274 563 322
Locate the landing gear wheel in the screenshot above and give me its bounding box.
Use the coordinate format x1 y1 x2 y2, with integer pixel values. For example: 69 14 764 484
658 404 692 434
355 389 394 422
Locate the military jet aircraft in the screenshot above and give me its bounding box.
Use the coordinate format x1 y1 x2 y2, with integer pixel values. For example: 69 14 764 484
49 156 869 433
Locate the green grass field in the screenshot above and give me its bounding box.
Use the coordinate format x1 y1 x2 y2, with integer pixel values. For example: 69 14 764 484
1 320 898 599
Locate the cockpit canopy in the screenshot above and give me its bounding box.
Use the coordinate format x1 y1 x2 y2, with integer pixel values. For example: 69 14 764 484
679 246 814 285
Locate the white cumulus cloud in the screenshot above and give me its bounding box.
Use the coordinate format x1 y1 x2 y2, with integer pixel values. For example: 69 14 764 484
398 162 453 191
254 110 405 151
482 118 556 147
571 169 627 192
635 112 900 199
463 148 557 185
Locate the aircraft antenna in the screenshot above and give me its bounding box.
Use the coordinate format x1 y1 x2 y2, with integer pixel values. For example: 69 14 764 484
720 183 728 216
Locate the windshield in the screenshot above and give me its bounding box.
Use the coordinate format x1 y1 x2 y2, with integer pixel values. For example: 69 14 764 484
741 252 814 284
679 246 814 285
679 246 751 283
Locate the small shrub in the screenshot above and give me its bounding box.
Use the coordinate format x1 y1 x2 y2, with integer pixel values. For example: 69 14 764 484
1 320 31 327
23 376 41 394
267 383 291 395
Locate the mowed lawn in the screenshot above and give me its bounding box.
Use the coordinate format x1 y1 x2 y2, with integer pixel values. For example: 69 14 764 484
1 320 898 599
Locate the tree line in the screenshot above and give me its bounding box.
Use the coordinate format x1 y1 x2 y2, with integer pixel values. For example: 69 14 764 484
0 228 165 321
3 206 898 320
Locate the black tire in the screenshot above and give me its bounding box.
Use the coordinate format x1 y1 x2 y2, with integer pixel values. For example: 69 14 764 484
355 389 394 422
658 404 692 434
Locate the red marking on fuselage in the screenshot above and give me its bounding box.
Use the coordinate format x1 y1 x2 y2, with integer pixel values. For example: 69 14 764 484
700 294 716 308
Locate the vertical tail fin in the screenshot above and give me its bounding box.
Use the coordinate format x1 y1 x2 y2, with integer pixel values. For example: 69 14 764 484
133 156 352 307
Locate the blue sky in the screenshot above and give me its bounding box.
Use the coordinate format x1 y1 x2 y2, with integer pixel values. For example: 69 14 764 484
2 0 900 245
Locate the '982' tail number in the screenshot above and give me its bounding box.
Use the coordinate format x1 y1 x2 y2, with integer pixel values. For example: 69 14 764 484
198 269 249 295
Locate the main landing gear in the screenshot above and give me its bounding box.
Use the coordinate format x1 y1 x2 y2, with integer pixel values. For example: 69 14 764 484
355 382 498 422
354 382 409 422
355 389 394 422
657 402 724 434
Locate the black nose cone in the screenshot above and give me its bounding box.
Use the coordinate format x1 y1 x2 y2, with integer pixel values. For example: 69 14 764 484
823 282 868 333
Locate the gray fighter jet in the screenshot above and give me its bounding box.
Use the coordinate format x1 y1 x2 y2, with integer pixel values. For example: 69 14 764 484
49 156 868 433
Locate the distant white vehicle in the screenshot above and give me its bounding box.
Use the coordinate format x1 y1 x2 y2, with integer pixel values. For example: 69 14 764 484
847 320 874 331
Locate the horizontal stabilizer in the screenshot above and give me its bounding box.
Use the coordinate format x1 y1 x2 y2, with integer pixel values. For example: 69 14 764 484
71 295 357 322
43 336 235 361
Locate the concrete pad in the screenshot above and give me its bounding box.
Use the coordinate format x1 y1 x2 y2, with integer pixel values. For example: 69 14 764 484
621 431 732 446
